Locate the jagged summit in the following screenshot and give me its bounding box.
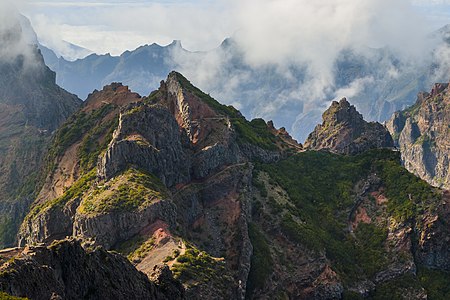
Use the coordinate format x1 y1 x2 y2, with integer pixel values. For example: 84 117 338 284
304 97 394 155
321 98 365 126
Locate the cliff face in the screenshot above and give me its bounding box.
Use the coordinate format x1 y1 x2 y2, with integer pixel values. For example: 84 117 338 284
304 98 394 155
0 239 183 300
18 71 300 299
0 17 81 247
387 83 450 190
13 72 450 299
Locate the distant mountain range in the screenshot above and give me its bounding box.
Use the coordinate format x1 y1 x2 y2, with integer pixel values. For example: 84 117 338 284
22 17 450 142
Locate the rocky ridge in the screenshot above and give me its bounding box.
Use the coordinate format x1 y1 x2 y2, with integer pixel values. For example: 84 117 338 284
9 72 450 299
18 72 301 299
304 98 394 155
387 82 450 190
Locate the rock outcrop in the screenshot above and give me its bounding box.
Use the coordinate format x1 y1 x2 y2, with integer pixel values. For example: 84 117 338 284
0 14 81 247
387 83 450 189
18 71 301 299
0 239 183 300
304 98 394 155
13 72 450 299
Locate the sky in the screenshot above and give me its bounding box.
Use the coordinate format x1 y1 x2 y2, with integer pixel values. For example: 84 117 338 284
16 0 450 57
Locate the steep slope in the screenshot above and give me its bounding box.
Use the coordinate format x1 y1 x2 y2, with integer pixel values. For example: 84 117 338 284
0 239 183 299
15 72 450 299
0 15 81 247
19 71 300 299
249 150 450 299
387 83 450 190
304 98 394 154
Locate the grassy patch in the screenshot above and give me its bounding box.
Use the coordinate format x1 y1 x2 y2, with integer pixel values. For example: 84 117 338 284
45 104 115 176
0 292 27 300
25 170 97 221
370 274 419 300
50 104 114 158
78 116 118 174
78 168 167 215
171 244 226 285
127 237 156 262
353 223 388 277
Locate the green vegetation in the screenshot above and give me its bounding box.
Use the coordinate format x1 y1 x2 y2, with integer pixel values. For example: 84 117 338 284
370 274 420 300
78 168 167 215
172 244 226 284
353 223 388 277
144 89 165 105
0 292 27 300
127 237 156 262
0 217 16 249
255 149 440 284
25 104 118 228
404 100 421 117
417 267 450 300
375 159 439 223
25 170 97 221
246 223 273 298
78 116 118 174
370 266 450 300
50 104 114 158
234 118 279 151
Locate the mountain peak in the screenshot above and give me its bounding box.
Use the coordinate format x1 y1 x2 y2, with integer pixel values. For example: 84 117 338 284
83 82 141 112
305 98 393 154
323 97 364 126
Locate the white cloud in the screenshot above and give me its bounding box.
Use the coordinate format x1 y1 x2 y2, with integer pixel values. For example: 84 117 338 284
23 0 233 54
0 0 42 69
14 0 450 141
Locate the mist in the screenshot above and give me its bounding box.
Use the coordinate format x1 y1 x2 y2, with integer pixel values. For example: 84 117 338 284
18 0 450 141
168 0 450 140
0 0 42 71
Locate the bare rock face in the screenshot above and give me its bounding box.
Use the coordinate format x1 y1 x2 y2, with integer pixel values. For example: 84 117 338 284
97 104 191 187
415 190 450 271
73 199 177 249
17 71 301 299
0 239 183 300
387 83 450 189
304 98 394 154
